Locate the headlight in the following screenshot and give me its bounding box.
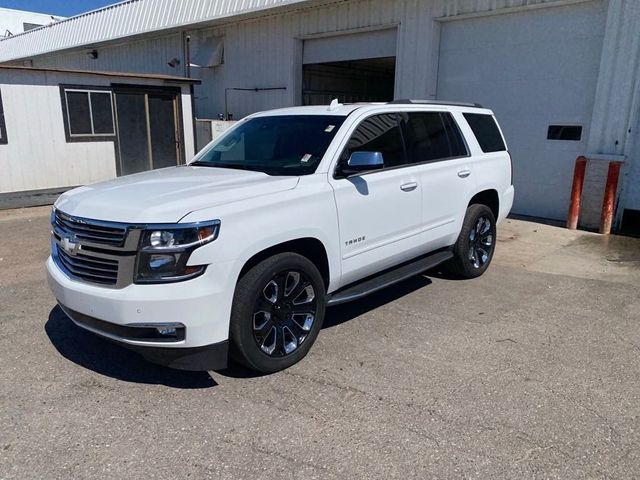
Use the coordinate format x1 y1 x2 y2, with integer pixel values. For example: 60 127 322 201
135 221 220 284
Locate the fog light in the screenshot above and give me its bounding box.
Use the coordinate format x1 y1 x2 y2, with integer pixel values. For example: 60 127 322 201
157 326 177 336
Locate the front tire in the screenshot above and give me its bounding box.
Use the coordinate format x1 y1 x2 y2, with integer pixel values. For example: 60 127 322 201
230 253 326 373
448 204 497 279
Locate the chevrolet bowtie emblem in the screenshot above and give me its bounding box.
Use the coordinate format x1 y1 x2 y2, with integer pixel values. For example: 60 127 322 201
61 234 81 256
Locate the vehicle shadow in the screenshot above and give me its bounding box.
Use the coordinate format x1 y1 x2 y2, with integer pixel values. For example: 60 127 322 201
46 272 436 384
45 306 217 389
218 272 434 379
322 273 433 329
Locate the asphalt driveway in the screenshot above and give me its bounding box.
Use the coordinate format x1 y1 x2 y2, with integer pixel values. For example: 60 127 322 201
0 206 639 479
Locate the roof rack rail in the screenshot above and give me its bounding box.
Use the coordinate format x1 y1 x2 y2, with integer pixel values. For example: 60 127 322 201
388 99 484 108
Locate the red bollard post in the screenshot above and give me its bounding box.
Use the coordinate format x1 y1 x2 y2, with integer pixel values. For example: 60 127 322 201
566 156 587 230
599 161 623 235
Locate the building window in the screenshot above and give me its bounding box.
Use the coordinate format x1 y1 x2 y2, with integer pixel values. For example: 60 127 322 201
547 125 583 141
0 90 7 145
62 88 115 140
23 22 44 32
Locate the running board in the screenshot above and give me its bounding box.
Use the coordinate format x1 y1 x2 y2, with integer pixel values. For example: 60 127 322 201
326 249 453 306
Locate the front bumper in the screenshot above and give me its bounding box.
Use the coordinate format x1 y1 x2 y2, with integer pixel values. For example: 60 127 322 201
47 255 237 370
60 303 228 370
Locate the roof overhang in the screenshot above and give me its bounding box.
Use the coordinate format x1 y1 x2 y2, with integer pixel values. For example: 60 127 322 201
0 0 315 63
0 65 201 84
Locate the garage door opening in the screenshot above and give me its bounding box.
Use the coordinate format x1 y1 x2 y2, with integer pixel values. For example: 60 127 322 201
301 28 397 106
303 57 395 105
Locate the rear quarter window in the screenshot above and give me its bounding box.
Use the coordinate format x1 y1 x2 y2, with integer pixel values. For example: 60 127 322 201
463 113 506 153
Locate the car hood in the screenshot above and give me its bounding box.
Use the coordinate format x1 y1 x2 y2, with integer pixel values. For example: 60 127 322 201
55 166 300 224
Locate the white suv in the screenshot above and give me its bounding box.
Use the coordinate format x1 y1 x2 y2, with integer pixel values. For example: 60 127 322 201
47 100 514 373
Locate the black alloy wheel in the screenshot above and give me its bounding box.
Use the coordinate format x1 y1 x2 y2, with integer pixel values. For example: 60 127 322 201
448 204 497 279
252 270 318 357
230 253 326 373
468 215 494 269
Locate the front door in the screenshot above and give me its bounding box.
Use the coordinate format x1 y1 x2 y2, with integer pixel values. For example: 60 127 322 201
114 89 182 176
329 113 423 286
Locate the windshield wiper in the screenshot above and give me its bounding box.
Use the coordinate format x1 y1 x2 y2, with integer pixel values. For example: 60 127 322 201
188 161 296 176
188 161 215 167
189 161 257 171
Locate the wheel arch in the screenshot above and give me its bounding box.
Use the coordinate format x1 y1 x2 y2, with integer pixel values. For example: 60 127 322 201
237 237 331 291
468 189 499 219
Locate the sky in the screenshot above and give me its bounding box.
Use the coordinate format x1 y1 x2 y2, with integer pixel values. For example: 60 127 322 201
0 0 117 17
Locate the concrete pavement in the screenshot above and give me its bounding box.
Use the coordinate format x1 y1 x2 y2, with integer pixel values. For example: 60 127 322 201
0 207 639 479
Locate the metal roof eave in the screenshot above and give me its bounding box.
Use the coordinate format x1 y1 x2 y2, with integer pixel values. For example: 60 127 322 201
0 0 314 63
0 65 202 84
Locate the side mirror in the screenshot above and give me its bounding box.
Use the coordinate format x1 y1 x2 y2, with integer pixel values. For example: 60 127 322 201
345 151 384 174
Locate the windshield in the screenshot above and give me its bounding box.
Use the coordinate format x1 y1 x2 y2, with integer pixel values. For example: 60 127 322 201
191 115 346 176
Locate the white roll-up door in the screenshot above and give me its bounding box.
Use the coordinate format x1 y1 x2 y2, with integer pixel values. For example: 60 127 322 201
437 2 606 221
303 28 397 65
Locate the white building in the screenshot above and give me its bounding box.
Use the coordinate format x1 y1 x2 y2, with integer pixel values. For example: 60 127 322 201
0 0 638 233
0 65 197 207
0 7 65 38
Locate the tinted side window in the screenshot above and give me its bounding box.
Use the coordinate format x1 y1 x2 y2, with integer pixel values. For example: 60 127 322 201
0 89 7 145
342 114 406 170
401 112 468 163
463 113 506 153
442 113 468 157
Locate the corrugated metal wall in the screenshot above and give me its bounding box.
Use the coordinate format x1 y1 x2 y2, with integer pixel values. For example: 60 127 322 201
7 0 640 226
33 33 184 75
24 0 571 119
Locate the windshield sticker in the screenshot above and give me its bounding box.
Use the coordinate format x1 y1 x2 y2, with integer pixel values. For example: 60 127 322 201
325 125 336 133
301 154 313 163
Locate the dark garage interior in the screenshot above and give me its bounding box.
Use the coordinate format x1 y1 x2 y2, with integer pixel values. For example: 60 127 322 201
302 57 396 105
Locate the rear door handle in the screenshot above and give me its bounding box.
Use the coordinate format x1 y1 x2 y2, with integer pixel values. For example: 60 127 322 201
458 170 471 178
400 182 418 192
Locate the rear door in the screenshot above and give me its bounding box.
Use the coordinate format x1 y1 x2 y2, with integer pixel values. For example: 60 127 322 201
399 111 476 249
329 113 424 286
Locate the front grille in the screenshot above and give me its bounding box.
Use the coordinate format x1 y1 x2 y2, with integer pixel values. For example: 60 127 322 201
52 210 141 288
55 210 128 247
56 246 119 285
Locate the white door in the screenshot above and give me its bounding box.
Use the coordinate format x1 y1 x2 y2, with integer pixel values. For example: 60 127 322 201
398 111 476 250
437 1 606 221
329 114 423 286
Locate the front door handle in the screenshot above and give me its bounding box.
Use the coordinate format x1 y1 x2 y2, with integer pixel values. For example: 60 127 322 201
400 182 418 192
458 170 471 178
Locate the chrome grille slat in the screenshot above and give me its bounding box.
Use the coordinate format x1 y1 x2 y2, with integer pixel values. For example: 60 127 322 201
56 216 123 234
57 249 118 285
58 253 118 274
59 225 124 240
55 211 127 247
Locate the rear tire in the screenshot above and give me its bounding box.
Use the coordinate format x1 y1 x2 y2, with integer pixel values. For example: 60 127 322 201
447 204 497 279
230 253 326 373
